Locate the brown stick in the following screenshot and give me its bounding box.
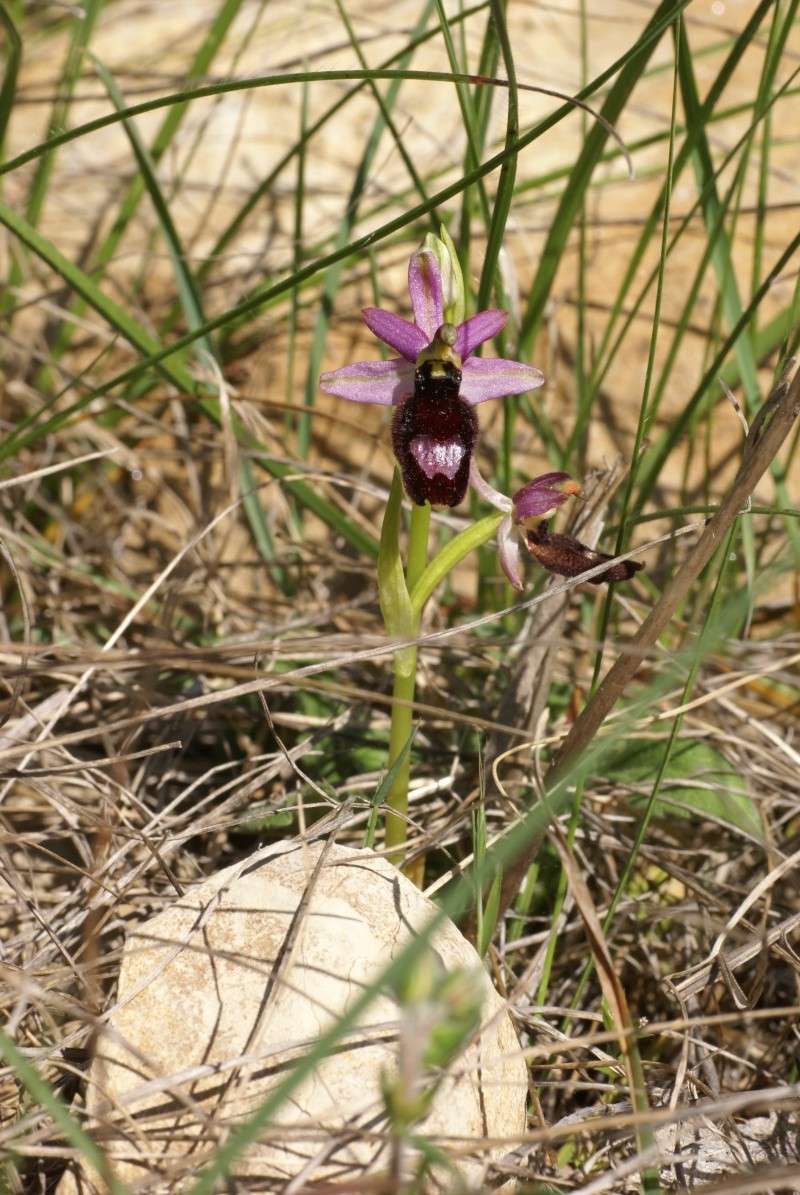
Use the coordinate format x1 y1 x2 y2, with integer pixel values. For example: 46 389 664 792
490 358 800 928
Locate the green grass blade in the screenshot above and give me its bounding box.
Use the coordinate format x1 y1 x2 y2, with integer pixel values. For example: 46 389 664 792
45 0 246 363
517 0 690 355
745 0 798 344
605 10 680 580
472 7 500 148
1 13 701 467
589 54 800 446
298 0 437 460
240 455 293 593
636 226 800 507
434 0 491 233
285 67 308 458
625 19 680 502
674 18 758 405
216 442 381 562
568 0 591 470
669 7 798 601
587 0 774 388
157 0 270 240
0 1029 127 1194
193 2 489 289
334 0 432 216
20 0 102 229
477 0 519 494
0 2 21 160
362 729 415 849
0 196 192 389
0 206 379 560
458 3 500 279
3 0 102 316
91 55 211 358
475 0 518 312
0 23 692 189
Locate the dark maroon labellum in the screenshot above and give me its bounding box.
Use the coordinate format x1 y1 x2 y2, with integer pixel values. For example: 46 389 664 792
392 359 477 507
525 522 643 584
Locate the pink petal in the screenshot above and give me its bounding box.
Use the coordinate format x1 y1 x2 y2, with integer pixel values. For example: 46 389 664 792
362 308 427 362
319 358 414 405
408 249 444 341
513 472 576 520
497 515 523 590
454 309 507 359
515 471 572 491
468 458 512 513
459 357 545 405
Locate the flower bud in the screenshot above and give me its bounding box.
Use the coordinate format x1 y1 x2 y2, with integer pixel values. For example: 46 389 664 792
423 226 465 326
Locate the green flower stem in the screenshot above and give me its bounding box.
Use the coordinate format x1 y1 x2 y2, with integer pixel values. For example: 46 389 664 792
384 652 419 856
406 500 432 592
385 501 430 857
385 506 506 859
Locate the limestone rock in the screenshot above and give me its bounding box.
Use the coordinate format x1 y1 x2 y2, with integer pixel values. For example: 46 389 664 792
74 841 527 1190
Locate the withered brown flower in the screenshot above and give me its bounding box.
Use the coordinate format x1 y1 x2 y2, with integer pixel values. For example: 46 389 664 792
524 521 643 584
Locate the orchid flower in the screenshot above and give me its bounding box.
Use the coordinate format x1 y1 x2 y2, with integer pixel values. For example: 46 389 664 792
317 234 642 868
468 463 578 589
469 461 643 589
319 248 544 508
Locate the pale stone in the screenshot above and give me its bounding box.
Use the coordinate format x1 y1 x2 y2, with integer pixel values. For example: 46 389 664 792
74 841 527 1190
656 1111 800 1189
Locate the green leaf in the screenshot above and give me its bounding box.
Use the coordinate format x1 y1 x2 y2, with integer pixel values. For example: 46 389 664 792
238 808 295 835
478 866 502 960
410 512 504 618
603 737 763 841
